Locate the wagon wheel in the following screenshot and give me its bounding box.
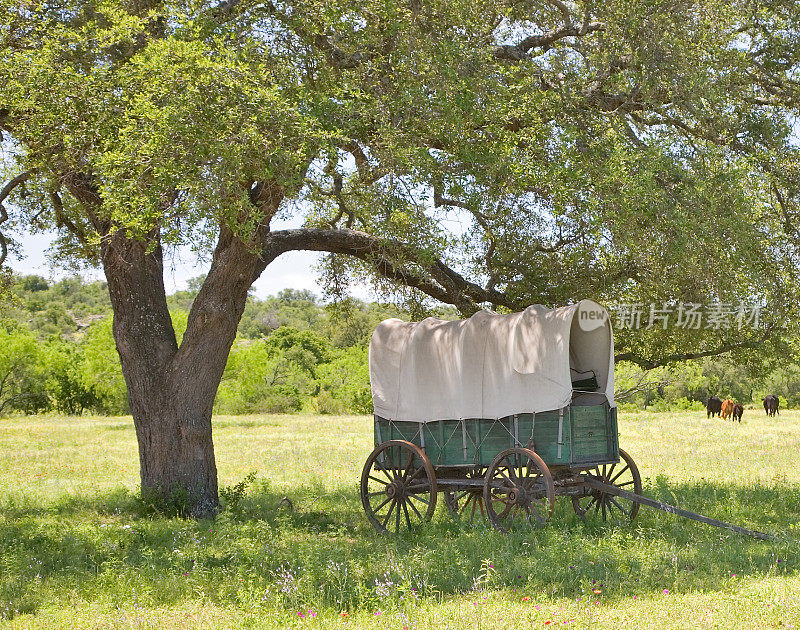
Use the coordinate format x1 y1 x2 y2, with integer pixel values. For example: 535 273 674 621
443 467 486 523
360 440 438 534
572 449 642 522
482 447 555 532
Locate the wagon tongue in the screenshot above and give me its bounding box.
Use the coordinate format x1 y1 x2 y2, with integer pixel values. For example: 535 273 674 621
582 477 778 542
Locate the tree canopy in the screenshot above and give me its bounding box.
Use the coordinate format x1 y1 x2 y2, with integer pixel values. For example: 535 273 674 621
3 0 800 513
4 0 800 359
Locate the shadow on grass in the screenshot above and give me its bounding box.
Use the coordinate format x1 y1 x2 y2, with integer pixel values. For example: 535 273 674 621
0 478 797 619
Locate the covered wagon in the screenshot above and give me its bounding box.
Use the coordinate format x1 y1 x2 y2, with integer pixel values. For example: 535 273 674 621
360 300 642 533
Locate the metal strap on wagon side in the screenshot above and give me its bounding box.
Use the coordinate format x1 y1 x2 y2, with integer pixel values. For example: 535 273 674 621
557 407 564 459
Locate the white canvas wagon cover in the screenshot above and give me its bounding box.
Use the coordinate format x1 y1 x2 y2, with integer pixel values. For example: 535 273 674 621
369 300 615 423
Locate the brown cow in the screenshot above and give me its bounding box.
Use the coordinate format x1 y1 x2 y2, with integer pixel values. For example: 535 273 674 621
732 403 743 423
720 398 734 420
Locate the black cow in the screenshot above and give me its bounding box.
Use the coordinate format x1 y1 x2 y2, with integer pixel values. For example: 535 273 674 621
706 396 722 418
763 395 780 417
732 403 744 423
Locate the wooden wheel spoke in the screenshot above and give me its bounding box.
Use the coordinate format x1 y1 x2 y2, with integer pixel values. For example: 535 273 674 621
382 500 396 528
507 462 520 482
401 452 416 480
408 493 429 505
402 501 412 530
528 493 548 508
454 490 470 503
525 501 546 525
395 498 401 532
495 498 515 519
496 469 514 485
374 463 394 483
371 495 392 513
609 496 630 515
407 466 426 482
407 496 423 519
608 465 630 485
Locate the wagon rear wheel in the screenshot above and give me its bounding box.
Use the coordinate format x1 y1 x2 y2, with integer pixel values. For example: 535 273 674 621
443 467 486 523
361 440 438 534
572 449 642 521
483 447 555 532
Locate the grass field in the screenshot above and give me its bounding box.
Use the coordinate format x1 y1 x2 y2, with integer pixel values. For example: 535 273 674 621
1 410 799 629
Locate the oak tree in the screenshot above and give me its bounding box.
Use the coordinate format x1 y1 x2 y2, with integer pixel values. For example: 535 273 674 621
3 0 800 514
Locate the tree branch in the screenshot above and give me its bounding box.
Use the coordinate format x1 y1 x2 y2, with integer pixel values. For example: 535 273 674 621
614 371 671 402
0 171 32 267
259 227 520 315
614 329 773 370
493 6 605 62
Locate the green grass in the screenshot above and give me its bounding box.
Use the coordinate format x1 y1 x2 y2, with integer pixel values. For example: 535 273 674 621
1 410 799 628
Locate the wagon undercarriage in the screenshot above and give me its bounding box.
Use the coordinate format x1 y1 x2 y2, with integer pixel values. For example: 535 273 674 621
360 438 774 541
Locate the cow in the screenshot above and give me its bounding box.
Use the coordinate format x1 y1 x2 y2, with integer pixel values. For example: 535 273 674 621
706 396 722 418
720 398 734 420
732 403 743 423
763 395 780 417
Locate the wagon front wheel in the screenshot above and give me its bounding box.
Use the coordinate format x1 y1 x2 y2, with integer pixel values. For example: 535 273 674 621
360 440 438 534
572 449 642 521
483 447 555 532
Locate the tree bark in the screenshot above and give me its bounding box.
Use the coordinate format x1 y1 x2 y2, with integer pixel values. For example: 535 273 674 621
100 221 271 517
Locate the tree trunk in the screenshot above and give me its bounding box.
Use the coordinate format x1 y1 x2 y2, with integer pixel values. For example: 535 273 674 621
101 224 269 517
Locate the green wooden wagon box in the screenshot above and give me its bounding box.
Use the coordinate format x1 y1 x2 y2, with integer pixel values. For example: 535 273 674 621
374 405 619 468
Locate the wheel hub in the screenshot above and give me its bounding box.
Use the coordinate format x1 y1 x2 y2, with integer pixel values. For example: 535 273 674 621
508 485 527 505
386 481 407 500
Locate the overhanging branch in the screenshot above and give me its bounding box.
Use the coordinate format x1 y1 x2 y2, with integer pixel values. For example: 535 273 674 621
614 329 773 370
259 227 520 315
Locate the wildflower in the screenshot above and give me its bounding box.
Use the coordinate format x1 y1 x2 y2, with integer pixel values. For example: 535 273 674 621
592 589 602 595
340 612 349 618
545 621 552 626
522 596 531 602
663 589 669 595
375 611 382 616
308 610 317 618
297 612 305 618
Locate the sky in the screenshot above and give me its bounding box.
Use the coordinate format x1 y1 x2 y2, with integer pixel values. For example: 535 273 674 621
8 230 374 300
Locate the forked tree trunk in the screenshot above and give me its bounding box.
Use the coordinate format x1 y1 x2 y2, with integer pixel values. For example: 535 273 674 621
101 225 269 517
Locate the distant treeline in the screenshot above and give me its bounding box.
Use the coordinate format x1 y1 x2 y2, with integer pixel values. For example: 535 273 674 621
1 274 798 416
0 274 420 416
